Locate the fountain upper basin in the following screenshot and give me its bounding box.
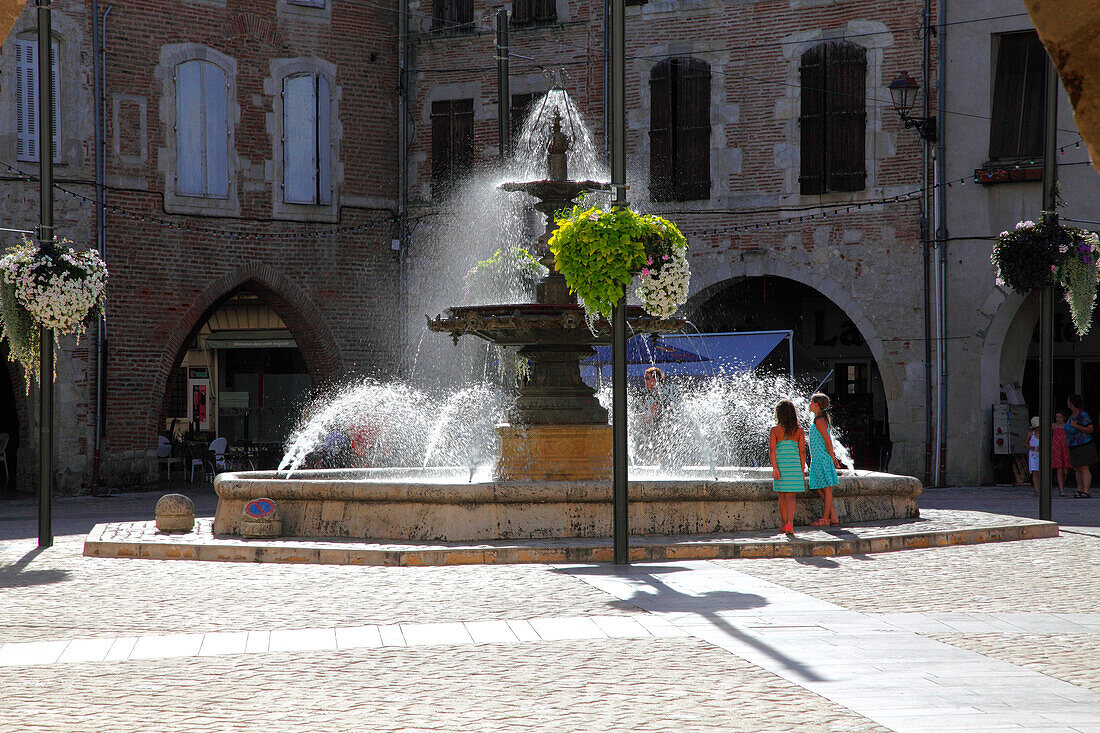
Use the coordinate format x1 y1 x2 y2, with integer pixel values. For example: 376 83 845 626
213 467 921 541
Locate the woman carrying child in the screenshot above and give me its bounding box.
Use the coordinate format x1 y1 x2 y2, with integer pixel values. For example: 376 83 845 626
770 399 807 534
807 393 842 526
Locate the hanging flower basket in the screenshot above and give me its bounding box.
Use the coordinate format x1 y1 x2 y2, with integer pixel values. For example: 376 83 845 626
991 216 1100 337
548 205 690 319
0 238 108 384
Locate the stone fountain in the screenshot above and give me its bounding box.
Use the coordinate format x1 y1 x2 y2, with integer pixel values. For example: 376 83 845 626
211 91 921 543
427 110 682 481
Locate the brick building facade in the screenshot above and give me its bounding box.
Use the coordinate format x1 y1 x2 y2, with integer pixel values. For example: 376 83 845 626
0 0 400 491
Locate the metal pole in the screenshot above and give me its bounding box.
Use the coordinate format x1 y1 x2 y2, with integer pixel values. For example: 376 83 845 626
934 0 948 487
496 9 510 163
92 2 111 493
36 0 55 549
610 0 628 564
1038 54 1059 522
921 0 933 487
397 0 409 352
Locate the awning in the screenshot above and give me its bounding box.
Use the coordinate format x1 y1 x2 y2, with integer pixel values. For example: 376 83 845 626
584 336 710 366
201 330 297 350
583 331 790 380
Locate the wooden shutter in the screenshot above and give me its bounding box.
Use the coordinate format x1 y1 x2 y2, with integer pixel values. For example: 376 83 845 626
15 39 36 162
674 58 711 201
433 0 472 30
799 45 826 195
283 73 318 204
990 32 1047 160
511 0 532 25
431 99 474 199
176 60 205 195
15 39 60 164
204 62 229 198
317 75 333 205
824 42 866 192
535 0 556 22
510 92 537 154
649 60 673 201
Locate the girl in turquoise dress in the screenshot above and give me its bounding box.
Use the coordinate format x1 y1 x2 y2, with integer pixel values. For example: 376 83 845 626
807 393 841 526
769 399 807 534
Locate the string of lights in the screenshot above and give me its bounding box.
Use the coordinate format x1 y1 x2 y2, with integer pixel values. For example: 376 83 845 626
0 159 396 241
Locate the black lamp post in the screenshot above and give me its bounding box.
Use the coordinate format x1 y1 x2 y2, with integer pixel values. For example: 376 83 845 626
888 71 938 143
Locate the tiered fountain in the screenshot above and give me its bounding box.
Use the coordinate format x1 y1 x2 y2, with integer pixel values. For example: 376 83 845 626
212 90 920 542
427 110 682 481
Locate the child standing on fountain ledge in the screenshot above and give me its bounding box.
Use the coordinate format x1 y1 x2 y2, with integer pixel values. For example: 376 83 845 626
807 393 842 526
770 399 807 534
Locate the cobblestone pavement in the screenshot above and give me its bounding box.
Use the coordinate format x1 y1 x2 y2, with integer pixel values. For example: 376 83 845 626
0 485 1097 732
926 634 1100 694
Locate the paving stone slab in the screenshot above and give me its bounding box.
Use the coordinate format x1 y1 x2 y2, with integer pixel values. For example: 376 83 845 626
82 509 1057 566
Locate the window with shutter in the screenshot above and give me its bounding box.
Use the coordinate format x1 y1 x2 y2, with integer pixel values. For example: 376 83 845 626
431 98 474 199
649 58 711 202
282 73 333 206
799 41 866 195
15 38 61 164
175 59 229 198
511 0 556 27
989 31 1047 161
432 0 473 30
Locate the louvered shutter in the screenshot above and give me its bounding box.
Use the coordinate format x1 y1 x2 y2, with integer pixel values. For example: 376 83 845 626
283 73 318 203
15 39 37 162
824 42 866 192
431 100 450 199
674 58 711 200
799 45 826 195
456 0 473 26
536 0 556 22
511 0 532 25
649 60 672 201
50 41 60 163
317 75 333 205
176 61 205 195
451 98 474 182
204 63 229 198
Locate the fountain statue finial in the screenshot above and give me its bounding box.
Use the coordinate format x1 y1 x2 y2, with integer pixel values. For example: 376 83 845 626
547 109 569 181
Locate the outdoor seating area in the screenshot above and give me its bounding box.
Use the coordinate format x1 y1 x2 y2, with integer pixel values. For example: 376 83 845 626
156 436 283 485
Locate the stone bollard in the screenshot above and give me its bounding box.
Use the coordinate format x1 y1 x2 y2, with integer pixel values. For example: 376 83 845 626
240 498 282 539
155 493 195 533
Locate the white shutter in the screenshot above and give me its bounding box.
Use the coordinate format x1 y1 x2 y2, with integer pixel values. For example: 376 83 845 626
283 73 318 204
176 61 204 195
317 75 332 205
15 40 38 162
50 40 60 163
204 63 229 198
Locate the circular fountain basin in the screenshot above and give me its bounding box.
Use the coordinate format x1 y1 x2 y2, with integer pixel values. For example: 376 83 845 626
213 468 921 541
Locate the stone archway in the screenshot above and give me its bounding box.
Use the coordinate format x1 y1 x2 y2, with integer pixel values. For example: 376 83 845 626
153 263 344 441
0 345 29 493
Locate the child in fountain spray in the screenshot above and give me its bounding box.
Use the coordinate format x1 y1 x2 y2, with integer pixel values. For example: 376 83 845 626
807 393 842 526
770 399 807 534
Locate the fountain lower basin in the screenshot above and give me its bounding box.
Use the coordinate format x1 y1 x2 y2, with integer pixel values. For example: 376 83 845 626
213 468 921 541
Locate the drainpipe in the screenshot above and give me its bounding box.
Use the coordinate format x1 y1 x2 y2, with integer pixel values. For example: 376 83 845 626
91 2 112 494
496 8 509 163
934 0 948 486
921 0 933 486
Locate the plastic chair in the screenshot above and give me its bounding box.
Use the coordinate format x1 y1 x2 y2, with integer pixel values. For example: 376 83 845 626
157 435 181 479
0 432 8 478
192 437 228 484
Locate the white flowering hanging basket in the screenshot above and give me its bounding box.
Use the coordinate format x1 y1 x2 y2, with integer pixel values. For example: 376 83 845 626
636 248 691 319
0 239 108 384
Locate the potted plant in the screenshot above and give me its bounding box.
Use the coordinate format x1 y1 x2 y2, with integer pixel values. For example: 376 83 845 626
992 215 1100 336
548 204 690 319
0 238 108 384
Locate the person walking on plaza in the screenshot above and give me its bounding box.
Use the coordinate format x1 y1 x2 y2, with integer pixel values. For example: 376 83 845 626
807 393 842 526
770 398 807 534
1028 416 1041 497
1065 394 1095 498
1053 410 1071 496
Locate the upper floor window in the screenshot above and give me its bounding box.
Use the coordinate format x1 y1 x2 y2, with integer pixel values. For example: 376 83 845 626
282 72 333 205
431 98 473 199
649 57 711 202
175 59 229 198
510 92 538 155
15 37 60 163
288 0 325 6
989 31 1047 161
511 0 556 26
799 41 866 195
433 0 473 31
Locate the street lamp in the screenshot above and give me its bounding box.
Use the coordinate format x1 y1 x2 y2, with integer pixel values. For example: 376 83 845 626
888 71 938 142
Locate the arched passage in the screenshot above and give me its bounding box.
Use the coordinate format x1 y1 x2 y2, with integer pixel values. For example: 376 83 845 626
154 266 343 458
0 345 28 494
688 275 892 470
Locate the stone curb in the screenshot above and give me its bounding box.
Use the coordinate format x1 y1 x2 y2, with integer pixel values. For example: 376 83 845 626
83 514 1059 567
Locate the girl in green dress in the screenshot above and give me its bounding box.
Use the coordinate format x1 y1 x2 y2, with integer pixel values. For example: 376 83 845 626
769 399 807 534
